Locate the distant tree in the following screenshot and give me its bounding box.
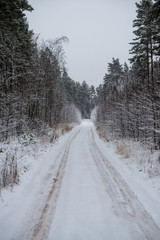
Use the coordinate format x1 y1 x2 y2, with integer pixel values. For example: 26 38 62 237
103 58 124 95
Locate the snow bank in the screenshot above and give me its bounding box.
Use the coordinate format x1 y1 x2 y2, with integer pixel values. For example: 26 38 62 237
93 124 160 228
0 122 80 194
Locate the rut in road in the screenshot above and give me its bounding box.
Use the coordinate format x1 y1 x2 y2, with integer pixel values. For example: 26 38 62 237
29 130 80 240
90 128 160 240
13 129 80 240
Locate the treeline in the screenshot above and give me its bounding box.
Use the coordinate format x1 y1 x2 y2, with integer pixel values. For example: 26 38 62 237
95 0 160 149
0 0 96 141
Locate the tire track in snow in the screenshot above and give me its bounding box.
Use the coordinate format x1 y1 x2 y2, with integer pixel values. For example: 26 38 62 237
28 129 80 240
90 128 160 240
13 129 80 240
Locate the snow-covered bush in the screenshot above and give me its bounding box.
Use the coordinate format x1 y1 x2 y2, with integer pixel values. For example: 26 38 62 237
18 134 36 146
49 122 78 143
0 110 81 192
60 104 81 123
90 106 98 124
0 151 19 192
0 133 46 192
94 111 160 179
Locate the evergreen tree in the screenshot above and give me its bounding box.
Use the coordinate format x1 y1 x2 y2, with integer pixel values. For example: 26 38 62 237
0 0 34 139
103 58 124 95
129 0 155 88
152 0 160 55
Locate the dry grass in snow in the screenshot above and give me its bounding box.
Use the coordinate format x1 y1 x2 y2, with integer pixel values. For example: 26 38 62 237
50 122 79 143
0 122 78 193
96 125 160 179
114 139 160 178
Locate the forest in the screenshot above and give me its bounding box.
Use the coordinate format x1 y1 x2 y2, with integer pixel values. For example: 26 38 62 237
0 0 160 151
94 0 160 150
0 0 97 141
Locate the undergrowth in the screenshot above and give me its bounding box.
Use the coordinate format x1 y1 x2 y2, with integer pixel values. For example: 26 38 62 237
0 122 77 193
50 122 75 143
96 125 160 178
0 152 19 193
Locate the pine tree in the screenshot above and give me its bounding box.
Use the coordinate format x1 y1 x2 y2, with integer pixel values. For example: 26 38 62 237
152 0 160 55
103 58 124 95
0 0 34 139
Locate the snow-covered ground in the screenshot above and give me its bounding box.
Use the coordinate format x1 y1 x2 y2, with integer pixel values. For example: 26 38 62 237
0 120 160 240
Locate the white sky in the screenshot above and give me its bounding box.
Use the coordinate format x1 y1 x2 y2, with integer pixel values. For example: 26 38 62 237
26 0 139 87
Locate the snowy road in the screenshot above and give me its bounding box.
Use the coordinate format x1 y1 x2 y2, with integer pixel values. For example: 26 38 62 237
1 120 160 240
47 120 160 240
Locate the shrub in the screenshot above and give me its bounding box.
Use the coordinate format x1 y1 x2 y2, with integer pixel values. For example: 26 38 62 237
0 152 19 192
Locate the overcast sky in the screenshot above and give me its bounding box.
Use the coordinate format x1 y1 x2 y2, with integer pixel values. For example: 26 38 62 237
26 0 139 87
